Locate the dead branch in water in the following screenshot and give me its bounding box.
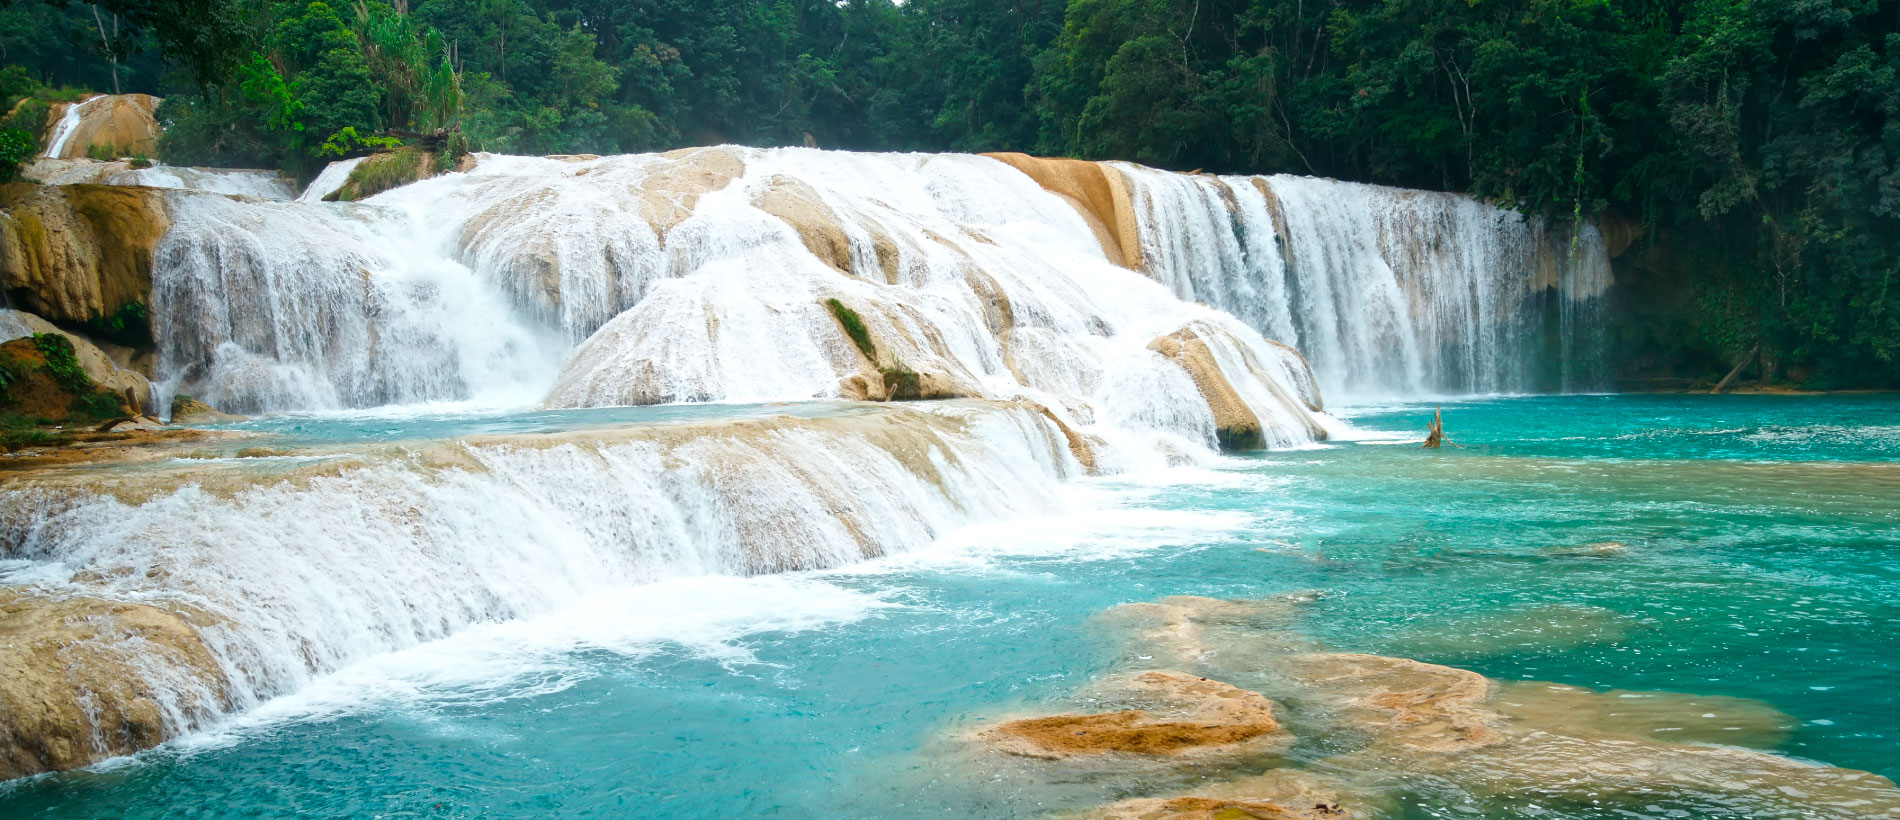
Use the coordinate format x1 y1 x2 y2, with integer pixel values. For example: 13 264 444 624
1423 406 1460 449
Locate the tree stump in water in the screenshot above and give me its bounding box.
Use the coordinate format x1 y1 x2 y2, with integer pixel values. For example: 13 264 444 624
1423 407 1458 449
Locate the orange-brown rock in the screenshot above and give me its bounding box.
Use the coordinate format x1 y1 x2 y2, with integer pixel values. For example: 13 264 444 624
0 183 168 324
984 152 1141 269
1148 326 1264 450
43 94 160 160
983 671 1288 761
0 589 228 780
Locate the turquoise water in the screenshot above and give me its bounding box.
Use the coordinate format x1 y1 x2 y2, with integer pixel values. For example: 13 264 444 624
4 394 1897 818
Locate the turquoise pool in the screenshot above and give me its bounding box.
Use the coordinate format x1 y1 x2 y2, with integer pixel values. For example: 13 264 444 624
3 394 1895 819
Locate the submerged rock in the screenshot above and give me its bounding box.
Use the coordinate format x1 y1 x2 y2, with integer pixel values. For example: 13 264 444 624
983 671 1289 760
1047 594 1900 820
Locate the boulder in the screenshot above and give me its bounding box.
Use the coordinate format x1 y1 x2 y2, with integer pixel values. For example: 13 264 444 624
0 589 228 780
1147 326 1265 450
0 309 152 412
42 94 161 160
0 183 168 326
169 394 244 424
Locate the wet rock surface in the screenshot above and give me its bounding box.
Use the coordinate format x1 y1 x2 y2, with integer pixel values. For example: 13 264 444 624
983 671 1288 760
960 594 1900 820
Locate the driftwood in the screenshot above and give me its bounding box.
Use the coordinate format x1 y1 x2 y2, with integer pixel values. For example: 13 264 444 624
1423 407 1460 449
1711 345 1760 394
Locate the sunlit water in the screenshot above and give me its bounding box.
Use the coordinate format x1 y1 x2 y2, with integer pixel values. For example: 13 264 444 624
3 394 1896 818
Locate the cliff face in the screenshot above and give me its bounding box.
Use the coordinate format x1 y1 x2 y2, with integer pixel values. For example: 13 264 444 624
0 183 168 327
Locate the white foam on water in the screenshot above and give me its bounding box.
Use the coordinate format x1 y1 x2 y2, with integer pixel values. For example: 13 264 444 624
174 573 895 744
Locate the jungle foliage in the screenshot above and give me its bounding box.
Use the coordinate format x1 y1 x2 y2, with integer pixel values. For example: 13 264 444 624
0 0 1894 384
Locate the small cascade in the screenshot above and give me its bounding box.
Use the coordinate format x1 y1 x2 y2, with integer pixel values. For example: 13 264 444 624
298 157 365 202
1115 165 1612 398
110 165 296 200
151 192 564 413
40 96 101 159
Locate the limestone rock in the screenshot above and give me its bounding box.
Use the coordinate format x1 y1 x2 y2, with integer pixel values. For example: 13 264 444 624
0 183 168 325
1148 326 1265 450
0 589 228 780
43 94 160 160
0 309 152 411
983 152 1141 269
169 394 244 424
982 671 1289 761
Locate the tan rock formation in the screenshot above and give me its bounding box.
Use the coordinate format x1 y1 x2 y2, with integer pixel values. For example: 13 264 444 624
1072 770 1368 820
1148 326 1264 450
0 589 227 780
43 94 160 160
982 671 1289 761
1087 595 1900 820
0 309 152 411
983 152 1141 269
0 183 168 325
755 175 854 274
169 394 244 424
642 146 747 232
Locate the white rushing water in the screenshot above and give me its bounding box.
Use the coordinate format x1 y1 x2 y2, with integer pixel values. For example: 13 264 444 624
297 156 365 202
152 147 1331 455
1115 165 1612 398
40 96 102 159
0 402 1078 747
111 165 296 199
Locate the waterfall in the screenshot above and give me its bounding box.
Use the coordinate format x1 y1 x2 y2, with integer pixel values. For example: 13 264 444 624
1115 165 1612 398
41 96 101 159
0 402 1078 752
110 165 295 200
298 157 365 202
151 192 567 413
150 148 1332 451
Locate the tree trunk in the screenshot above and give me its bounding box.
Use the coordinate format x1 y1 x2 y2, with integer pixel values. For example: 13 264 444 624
1711 345 1759 394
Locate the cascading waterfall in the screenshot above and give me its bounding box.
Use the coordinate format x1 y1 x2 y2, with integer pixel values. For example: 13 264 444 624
3 143 1619 775
1115 165 1612 398
151 192 566 413
151 148 1331 455
0 402 1078 759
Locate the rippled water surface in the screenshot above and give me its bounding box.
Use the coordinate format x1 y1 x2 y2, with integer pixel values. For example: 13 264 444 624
4 394 1896 818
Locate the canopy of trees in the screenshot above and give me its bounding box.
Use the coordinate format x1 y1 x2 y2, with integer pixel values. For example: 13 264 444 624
0 0 1894 386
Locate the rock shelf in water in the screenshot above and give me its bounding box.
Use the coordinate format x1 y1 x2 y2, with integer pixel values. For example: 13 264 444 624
964 595 1900 820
